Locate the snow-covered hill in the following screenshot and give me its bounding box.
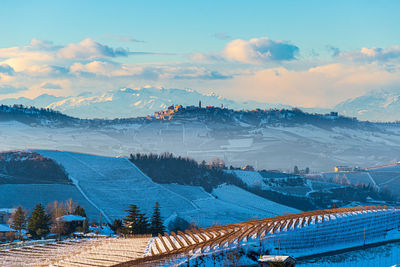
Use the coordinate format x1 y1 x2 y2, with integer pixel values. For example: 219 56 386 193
1 116 400 172
334 89 400 122
32 150 298 226
0 87 290 119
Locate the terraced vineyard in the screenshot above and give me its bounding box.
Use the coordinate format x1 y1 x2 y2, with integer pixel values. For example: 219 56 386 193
34 150 298 226
0 237 151 267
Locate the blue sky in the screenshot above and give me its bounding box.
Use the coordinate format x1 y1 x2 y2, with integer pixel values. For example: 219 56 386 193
0 1 400 107
3 1 399 54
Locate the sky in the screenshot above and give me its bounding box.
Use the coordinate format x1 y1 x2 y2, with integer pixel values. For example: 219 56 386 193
0 0 400 108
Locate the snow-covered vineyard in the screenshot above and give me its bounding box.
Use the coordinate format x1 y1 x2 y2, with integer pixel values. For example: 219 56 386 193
0 236 150 267
1 206 399 266
120 205 400 266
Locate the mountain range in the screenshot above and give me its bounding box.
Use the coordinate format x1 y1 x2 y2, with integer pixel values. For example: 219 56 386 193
0 88 290 119
0 87 399 121
335 89 400 122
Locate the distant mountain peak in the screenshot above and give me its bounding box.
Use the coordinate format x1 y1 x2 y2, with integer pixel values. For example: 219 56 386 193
1 87 399 121
0 87 284 119
334 88 400 121
118 87 136 94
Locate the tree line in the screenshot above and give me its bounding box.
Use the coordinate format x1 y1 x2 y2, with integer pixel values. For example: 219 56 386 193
8 199 87 241
0 151 69 184
9 200 168 242
129 152 246 192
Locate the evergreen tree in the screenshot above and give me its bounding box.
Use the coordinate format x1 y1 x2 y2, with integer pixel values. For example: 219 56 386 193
10 206 27 239
73 205 87 217
137 213 150 234
28 203 50 238
69 205 87 233
123 204 149 234
110 219 123 234
150 202 165 236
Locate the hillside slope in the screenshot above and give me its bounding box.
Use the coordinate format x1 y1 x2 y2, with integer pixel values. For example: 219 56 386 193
35 150 298 226
335 89 400 122
0 116 399 172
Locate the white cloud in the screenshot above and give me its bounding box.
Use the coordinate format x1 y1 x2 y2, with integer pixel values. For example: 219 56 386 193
191 37 299 64
70 61 121 76
338 46 400 63
220 63 400 107
223 37 299 63
1 37 400 111
58 38 129 59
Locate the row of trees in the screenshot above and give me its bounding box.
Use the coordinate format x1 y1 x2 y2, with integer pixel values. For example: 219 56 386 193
130 152 246 192
0 151 69 183
111 202 165 236
9 199 87 240
11 200 166 240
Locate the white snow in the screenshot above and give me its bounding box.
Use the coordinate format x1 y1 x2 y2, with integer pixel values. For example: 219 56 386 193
57 214 86 222
1 119 400 173
32 151 298 227
0 224 15 232
226 170 266 188
212 184 299 216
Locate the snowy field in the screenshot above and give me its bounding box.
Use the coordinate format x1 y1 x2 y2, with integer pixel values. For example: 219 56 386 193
226 170 266 188
211 184 299 216
34 151 298 227
322 172 373 185
1 120 400 173
321 163 400 198
0 184 99 219
227 170 333 197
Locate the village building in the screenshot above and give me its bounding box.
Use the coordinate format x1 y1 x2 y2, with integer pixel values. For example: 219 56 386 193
0 208 14 224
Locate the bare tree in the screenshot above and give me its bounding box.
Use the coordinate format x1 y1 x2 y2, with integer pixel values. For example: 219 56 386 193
47 200 67 222
51 221 68 239
65 198 77 214
9 206 28 239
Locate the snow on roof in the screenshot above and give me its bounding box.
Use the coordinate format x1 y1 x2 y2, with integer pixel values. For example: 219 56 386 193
0 208 15 214
259 255 294 262
0 224 16 232
56 214 86 222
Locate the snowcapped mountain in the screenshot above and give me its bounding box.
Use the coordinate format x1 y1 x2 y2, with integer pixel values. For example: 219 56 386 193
0 94 64 108
2 87 399 121
0 87 291 119
334 89 400 122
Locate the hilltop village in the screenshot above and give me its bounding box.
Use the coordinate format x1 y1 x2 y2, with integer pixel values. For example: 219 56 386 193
150 101 351 125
